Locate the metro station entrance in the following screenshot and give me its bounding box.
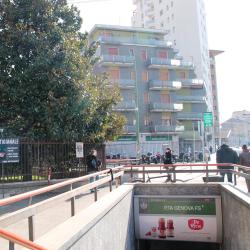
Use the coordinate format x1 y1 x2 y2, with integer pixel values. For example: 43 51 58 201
138 240 220 250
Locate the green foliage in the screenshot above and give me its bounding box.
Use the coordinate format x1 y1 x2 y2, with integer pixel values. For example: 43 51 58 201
0 0 125 142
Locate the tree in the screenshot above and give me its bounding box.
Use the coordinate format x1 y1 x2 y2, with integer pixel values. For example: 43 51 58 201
0 0 125 142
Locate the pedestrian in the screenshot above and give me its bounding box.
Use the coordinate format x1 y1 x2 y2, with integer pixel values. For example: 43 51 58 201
239 145 250 192
164 148 173 181
209 146 213 154
216 144 238 183
86 149 102 192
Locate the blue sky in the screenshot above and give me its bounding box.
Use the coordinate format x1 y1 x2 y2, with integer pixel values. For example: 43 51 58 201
71 0 250 123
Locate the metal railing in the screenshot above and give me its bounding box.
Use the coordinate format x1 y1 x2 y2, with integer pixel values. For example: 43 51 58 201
0 228 47 250
1 163 249 249
120 163 250 187
0 167 124 249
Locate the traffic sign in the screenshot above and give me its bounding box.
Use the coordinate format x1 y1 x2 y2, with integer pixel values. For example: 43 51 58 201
203 112 213 127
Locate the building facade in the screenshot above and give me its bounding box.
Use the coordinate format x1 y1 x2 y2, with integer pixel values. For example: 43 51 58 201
209 50 223 147
89 25 207 157
132 0 214 144
220 111 250 147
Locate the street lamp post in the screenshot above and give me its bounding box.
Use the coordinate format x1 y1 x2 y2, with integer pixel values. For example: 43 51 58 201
0 128 4 198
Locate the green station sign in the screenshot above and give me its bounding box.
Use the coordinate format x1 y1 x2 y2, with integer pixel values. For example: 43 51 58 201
117 135 137 141
203 112 213 127
146 135 172 141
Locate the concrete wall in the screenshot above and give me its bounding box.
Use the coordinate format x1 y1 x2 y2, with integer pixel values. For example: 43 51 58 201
133 183 221 196
220 185 250 250
35 185 135 250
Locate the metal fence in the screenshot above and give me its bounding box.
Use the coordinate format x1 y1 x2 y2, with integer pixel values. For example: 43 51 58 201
1 139 106 183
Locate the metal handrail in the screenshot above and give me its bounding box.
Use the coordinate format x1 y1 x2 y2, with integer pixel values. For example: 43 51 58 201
121 163 250 185
0 167 124 249
0 228 47 250
0 168 121 207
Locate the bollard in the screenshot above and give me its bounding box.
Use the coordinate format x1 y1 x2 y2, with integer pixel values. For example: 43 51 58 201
47 167 52 186
109 180 112 192
205 160 209 183
9 241 14 250
94 187 97 202
28 216 35 241
70 184 75 217
234 170 237 186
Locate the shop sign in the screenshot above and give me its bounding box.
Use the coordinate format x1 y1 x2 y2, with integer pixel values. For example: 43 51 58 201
134 196 222 243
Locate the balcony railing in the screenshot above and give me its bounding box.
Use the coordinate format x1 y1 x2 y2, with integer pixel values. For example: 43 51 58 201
151 125 185 133
150 103 183 112
99 55 135 66
98 36 172 48
148 58 194 69
180 79 205 88
176 112 203 120
123 125 137 134
149 80 182 90
109 79 136 89
176 96 206 103
113 101 137 111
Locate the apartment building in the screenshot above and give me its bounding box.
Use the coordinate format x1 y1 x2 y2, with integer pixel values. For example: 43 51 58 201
89 25 207 157
132 0 215 143
209 50 223 147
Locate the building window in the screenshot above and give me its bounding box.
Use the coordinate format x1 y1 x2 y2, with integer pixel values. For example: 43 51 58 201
171 14 174 20
131 71 135 80
162 113 171 125
144 116 150 126
158 50 168 58
144 93 149 104
166 5 169 11
171 1 173 7
142 71 148 82
160 93 170 103
160 9 163 16
172 26 175 33
161 22 164 27
141 50 147 61
129 48 134 56
159 0 162 3
179 71 187 79
108 47 118 55
159 70 169 81
109 68 120 80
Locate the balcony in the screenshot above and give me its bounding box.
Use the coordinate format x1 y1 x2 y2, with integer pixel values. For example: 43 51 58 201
180 79 204 88
123 125 137 134
150 125 185 133
176 96 206 103
150 103 183 112
148 58 194 69
98 55 135 67
98 36 172 48
109 79 136 89
176 112 203 121
113 101 137 112
149 80 182 91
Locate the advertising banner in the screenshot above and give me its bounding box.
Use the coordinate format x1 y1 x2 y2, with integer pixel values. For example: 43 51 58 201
0 138 19 163
134 196 222 243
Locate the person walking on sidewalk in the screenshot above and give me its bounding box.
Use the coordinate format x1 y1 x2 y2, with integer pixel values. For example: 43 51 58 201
86 149 102 192
239 144 250 192
164 148 173 182
216 144 238 183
